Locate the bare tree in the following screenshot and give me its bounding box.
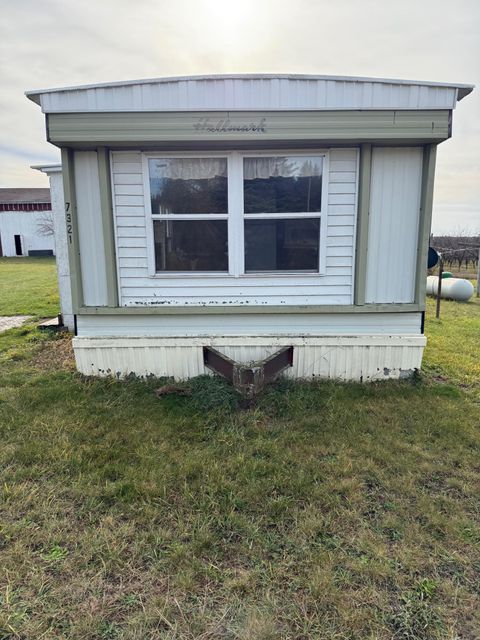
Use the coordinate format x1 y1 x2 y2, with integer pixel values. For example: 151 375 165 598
36 214 55 237
430 227 480 272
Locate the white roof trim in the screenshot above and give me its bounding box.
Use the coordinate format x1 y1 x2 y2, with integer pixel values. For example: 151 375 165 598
32 164 62 174
25 74 474 113
26 73 474 101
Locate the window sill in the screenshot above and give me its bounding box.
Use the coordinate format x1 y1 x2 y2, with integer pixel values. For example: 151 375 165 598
148 272 325 278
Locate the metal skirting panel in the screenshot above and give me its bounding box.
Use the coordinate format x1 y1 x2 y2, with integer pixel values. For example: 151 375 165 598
73 335 426 382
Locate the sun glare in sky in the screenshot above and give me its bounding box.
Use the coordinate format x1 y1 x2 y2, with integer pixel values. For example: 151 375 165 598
191 0 270 52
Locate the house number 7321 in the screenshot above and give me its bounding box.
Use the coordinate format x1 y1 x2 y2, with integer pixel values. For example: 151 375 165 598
65 202 73 244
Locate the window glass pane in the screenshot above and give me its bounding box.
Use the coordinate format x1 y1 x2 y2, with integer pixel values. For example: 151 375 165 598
245 219 320 272
154 220 228 272
244 156 323 214
149 158 228 214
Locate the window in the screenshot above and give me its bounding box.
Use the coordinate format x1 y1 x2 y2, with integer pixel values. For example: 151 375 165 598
149 157 228 272
243 156 323 272
146 153 326 276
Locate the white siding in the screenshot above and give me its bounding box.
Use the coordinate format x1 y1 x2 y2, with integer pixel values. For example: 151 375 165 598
366 148 423 304
33 75 463 113
49 170 74 330
73 334 426 382
112 149 358 307
76 312 422 338
74 151 109 306
0 211 54 256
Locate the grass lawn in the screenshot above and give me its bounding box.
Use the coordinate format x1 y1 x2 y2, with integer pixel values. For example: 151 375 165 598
0 260 479 639
0 257 59 317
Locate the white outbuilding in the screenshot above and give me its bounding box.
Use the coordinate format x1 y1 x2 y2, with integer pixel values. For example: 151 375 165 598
26 74 473 385
0 188 54 257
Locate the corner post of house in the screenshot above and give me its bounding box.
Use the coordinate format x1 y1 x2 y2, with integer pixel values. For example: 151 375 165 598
97 147 118 307
354 143 372 305
415 144 437 305
60 147 83 312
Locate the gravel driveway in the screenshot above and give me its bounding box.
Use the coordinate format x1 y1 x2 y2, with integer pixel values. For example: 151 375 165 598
0 316 32 333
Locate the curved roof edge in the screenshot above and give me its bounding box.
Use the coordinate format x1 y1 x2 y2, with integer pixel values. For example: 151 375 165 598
26 74 475 115
26 73 474 105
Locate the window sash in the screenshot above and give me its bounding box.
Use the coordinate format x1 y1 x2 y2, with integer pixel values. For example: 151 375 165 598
142 151 329 277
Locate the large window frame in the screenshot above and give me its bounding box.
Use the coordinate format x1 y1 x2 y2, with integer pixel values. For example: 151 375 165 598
143 150 329 278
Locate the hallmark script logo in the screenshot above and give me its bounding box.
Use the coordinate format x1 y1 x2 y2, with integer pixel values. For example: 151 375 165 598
193 117 267 133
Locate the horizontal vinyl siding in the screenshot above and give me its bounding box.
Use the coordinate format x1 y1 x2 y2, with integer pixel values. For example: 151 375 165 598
111 149 358 307
48 110 451 145
76 312 422 337
366 148 423 304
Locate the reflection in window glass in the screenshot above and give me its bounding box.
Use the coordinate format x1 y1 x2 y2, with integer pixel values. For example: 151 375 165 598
149 158 228 214
154 220 228 272
245 219 320 272
244 156 323 214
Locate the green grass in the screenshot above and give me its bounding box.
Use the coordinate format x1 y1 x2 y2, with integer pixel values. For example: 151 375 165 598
424 295 480 387
0 257 59 317
0 268 479 638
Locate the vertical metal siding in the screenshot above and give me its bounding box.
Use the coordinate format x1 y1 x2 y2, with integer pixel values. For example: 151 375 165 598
365 148 423 304
39 77 459 113
73 336 426 381
74 151 109 306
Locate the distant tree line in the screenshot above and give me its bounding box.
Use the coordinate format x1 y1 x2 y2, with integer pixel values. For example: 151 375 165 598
430 232 479 270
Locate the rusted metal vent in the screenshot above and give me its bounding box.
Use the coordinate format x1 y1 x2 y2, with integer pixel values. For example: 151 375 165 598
203 346 294 396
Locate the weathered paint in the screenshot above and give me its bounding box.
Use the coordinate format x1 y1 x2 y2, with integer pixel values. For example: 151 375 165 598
77 302 424 314
47 110 452 147
76 311 422 337
73 334 426 381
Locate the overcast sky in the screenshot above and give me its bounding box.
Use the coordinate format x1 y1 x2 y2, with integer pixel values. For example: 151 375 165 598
0 0 478 233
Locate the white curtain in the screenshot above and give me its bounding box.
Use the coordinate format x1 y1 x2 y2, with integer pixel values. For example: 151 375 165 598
244 156 323 180
149 158 227 180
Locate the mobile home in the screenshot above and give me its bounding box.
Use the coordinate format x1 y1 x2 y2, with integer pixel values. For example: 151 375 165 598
26 74 473 382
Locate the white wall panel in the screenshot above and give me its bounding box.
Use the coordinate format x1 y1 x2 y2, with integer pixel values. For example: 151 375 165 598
366 147 423 304
74 151 109 306
76 312 422 338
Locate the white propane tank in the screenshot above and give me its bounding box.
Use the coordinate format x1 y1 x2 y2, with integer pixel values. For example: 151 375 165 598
426 276 474 302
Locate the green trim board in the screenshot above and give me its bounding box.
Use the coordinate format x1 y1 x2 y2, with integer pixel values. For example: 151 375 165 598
60 148 83 312
77 303 424 316
415 144 437 303
96 148 118 307
354 144 372 305
48 110 452 146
